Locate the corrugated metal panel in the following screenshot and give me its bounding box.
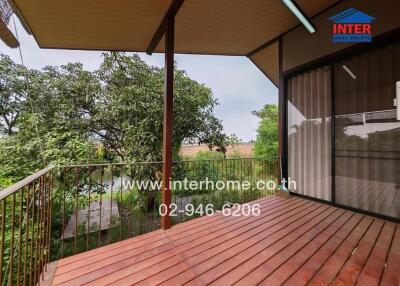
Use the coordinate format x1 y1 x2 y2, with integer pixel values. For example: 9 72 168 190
287 67 332 201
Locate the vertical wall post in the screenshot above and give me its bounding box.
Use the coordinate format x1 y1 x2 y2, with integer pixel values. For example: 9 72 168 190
278 37 288 184
330 64 336 203
161 13 175 230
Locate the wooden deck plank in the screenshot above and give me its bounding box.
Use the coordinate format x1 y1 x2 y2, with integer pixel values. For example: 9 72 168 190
55 197 289 276
380 225 400 286
307 216 374 286
284 213 363 286
331 219 384 285
158 205 332 286
258 212 355 285
356 222 396 286
40 196 399 286
107 202 324 286
57 195 281 268
232 209 349 286
54 198 307 285
56 196 283 268
101 201 319 286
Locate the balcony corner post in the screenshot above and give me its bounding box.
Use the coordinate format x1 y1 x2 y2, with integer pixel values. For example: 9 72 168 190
161 12 175 230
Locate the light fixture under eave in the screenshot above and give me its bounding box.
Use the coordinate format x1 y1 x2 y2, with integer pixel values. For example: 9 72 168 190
281 0 316 34
342 65 357 80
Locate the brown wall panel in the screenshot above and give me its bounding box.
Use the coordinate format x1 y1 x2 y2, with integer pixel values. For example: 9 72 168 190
249 41 279 86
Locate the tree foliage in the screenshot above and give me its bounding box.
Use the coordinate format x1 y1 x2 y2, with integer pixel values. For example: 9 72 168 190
227 133 241 149
0 55 27 135
0 53 226 187
253 104 278 157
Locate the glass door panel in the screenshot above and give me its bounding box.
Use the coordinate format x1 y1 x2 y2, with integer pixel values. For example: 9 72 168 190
335 42 400 219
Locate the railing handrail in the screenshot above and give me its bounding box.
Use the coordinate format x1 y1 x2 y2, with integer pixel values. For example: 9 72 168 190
1 157 280 199
60 156 280 169
0 165 54 200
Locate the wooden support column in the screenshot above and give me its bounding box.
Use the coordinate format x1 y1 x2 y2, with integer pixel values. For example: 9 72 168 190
161 13 174 230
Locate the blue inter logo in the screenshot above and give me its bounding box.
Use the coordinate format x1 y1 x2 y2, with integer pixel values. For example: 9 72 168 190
328 8 375 43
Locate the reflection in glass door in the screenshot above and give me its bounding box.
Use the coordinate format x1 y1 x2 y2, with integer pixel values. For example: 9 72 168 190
335 42 400 219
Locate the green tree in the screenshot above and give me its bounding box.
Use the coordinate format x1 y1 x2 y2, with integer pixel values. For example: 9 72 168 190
0 52 227 186
253 104 278 157
0 55 27 135
227 133 241 149
90 52 225 162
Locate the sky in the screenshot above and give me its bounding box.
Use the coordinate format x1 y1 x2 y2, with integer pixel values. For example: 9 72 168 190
0 17 278 142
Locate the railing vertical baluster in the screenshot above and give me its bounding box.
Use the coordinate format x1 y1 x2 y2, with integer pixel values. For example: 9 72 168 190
8 193 16 285
98 166 103 248
241 158 244 200
41 175 46 280
173 162 177 224
151 163 157 230
33 178 40 286
40 176 45 280
37 176 44 285
128 165 132 238
43 173 48 277
46 170 53 268
0 199 5 284
109 165 113 243
41 179 46 280
87 166 92 251
250 158 253 199
145 179 149 234
202 159 206 214
265 158 268 182
179 162 183 223
119 166 123 241
74 167 79 255
61 168 66 258
260 158 262 197
245 158 247 197
29 181 35 286
265 158 268 196
138 175 141 235
23 184 30 286
39 175 44 281
16 189 24 286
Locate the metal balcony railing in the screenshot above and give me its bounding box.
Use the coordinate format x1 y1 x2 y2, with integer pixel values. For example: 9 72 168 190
0 157 280 285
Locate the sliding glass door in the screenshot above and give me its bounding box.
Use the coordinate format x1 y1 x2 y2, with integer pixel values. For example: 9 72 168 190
334 42 400 218
287 40 400 219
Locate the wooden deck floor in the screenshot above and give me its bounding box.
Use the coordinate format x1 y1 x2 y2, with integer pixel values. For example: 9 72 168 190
44 196 400 286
